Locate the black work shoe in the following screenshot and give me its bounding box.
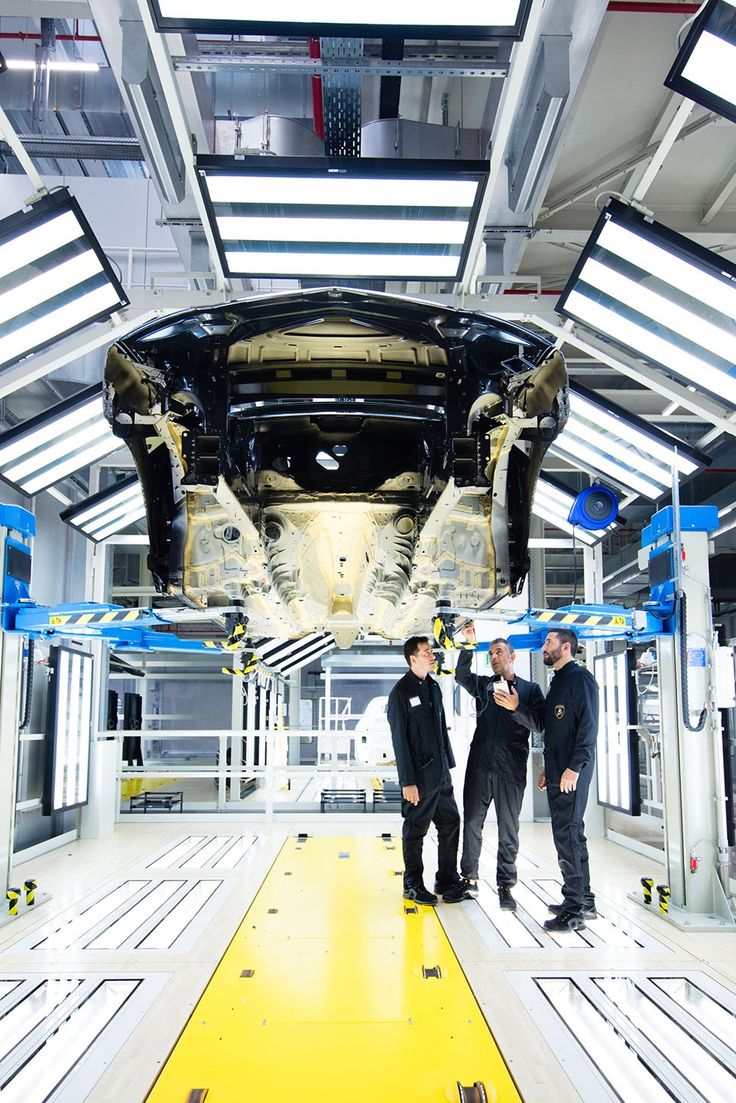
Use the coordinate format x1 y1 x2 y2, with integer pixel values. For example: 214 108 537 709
434 874 465 895
498 885 517 911
548 901 598 920
403 885 438 906
544 909 586 932
440 882 471 903
460 876 479 897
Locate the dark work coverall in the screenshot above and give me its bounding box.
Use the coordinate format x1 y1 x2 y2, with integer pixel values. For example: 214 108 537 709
387 669 460 892
455 650 545 886
520 661 599 913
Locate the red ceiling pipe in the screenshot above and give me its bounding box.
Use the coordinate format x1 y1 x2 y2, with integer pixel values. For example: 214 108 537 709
0 32 102 41
607 3 700 12
307 37 324 141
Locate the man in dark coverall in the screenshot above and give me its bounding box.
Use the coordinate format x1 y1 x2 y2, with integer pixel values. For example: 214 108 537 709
455 622 545 910
388 636 468 905
515 627 599 931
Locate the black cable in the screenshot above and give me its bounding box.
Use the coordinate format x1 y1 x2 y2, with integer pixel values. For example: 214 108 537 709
19 638 34 730
678 592 707 733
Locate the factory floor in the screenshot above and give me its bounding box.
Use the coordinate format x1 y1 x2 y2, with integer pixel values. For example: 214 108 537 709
2 818 735 1103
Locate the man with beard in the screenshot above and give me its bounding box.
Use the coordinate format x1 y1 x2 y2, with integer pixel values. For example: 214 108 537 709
455 623 545 910
515 627 599 931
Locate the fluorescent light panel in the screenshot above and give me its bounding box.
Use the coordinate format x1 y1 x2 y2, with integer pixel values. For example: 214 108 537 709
549 383 706 501
196 157 488 282
0 385 120 496
533 477 611 546
149 0 531 38
594 650 639 814
0 189 128 371
557 198 736 408
61 474 147 542
665 0 736 126
5 59 100 71
44 646 93 815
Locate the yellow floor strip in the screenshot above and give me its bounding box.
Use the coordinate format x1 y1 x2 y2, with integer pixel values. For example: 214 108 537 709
146 835 522 1103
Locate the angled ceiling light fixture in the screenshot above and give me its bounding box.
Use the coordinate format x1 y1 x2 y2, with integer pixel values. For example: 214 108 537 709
149 0 532 39
665 0 736 126
532 476 615 546
550 381 709 501
556 198 736 408
195 156 489 282
61 473 146 542
0 384 121 497
0 189 128 373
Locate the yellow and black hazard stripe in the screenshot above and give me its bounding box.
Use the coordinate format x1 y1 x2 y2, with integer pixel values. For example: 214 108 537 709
48 608 151 628
530 609 629 629
222 650 259 677
203 623 248 654
433 617 456 651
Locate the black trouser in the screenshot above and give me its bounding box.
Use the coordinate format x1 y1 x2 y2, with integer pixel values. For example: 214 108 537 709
547 774 594 913
461 765 525 886
401 779 460 891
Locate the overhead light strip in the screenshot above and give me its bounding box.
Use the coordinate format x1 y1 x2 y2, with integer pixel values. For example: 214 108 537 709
0 190 128 372
557 198 736 408
61 474 146 543
665 0 736 127
547 383 708 501
0 385 119 497
5 59 100 72
149 0 531 39
196 157 489 282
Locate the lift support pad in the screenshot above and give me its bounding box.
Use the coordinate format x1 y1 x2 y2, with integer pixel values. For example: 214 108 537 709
146 835 522 1103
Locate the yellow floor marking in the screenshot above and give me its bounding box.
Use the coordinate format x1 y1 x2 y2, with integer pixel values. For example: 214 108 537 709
146 835 522 1103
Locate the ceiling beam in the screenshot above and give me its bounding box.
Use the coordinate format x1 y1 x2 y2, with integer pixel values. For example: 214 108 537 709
540 109 718 222
701 163 736 225
628 96 694 204
460 0 610 292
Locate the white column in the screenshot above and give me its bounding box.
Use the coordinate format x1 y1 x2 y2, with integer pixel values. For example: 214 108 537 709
583 542 605 841
80 540 117 839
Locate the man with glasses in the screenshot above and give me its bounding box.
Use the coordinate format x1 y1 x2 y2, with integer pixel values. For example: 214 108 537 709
388 635 467 905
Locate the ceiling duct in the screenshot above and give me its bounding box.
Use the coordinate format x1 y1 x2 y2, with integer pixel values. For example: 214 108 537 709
213 115 485 161
362 118 484 160
506 34 570 213
120 18 186 203
214 115 324 157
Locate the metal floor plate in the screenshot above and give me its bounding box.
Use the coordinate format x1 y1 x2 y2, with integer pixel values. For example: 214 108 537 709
5 878 232 954
141 833 258 870
507 970 736 1103
468 876 669 952
0 972 169 1103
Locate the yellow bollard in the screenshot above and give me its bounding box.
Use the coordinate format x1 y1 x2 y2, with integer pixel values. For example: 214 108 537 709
656 883 671 914
6 887 21 917
24 879 37 907
640 877 654 905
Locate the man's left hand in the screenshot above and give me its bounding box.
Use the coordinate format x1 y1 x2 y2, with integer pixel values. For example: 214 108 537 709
494 686 519 711
560 767 579 793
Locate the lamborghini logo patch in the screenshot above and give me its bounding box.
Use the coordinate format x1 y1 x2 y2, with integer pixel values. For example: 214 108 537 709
554 704 566 719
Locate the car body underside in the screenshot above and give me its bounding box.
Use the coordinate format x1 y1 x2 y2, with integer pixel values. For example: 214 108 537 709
105 288 567 648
